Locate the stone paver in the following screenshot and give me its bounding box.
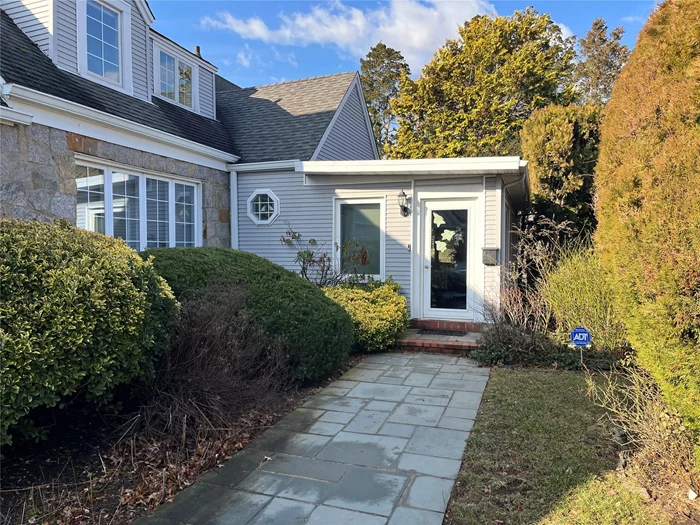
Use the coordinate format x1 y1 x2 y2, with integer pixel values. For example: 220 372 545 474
142 352 488 524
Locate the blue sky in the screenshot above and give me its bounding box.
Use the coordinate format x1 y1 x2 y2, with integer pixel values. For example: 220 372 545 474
149 0 656 87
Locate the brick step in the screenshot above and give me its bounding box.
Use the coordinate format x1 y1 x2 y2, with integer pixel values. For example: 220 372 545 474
409 319 483 333
395 328 480 355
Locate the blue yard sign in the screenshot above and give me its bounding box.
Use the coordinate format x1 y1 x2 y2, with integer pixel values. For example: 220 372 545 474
570 327 591 347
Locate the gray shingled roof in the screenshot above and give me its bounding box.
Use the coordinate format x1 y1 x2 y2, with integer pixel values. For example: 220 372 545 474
0 10 237 155
216 72 357 163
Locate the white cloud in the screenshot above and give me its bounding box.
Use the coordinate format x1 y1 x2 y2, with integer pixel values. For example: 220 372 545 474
556 22 575 40
271 46 298 67
622 15 645 23
236 43 253 67
201 0 496 72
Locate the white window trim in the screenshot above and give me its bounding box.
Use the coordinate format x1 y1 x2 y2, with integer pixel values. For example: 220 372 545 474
152 42 200 113
75 159 203 250
247 189 280 225
77 0 134 95
333 196 386 281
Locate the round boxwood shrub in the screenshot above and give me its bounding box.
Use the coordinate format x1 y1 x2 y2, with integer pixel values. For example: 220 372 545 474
595 0 700 450
143 248 353 383
0 220 178 445
324 280 409 353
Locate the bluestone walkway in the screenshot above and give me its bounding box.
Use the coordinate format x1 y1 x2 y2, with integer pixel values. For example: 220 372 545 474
137 352 489 525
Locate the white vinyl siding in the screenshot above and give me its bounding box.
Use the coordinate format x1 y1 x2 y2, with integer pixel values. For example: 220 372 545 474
236 171 412 307
53 0 149 100
55 0 78 71
316 82 378 161
130 1 149 100
198 69 216 119
0 0 51 56
483 176 501 310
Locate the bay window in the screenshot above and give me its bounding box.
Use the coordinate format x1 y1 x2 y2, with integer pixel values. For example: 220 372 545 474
76 164 201 251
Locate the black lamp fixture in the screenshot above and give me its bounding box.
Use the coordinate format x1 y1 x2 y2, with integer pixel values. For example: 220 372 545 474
398 189 410 217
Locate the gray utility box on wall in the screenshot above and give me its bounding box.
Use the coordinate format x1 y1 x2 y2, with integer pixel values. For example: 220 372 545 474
482 247 500 266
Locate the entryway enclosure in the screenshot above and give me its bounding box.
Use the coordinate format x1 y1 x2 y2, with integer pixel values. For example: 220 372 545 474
230 157 529 323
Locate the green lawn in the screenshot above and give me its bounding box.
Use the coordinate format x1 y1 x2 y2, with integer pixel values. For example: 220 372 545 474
446 368 669 525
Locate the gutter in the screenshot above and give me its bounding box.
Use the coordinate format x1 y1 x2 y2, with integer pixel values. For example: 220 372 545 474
4 83 240 165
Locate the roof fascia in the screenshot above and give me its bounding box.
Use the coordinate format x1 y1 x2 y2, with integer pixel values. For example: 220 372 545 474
0 105 33 125
5 83 239 163
298 157 526 176
134 0 155 25
227 159 299 172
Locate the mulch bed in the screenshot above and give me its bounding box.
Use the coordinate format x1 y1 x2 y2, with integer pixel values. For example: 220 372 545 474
0 354 365 525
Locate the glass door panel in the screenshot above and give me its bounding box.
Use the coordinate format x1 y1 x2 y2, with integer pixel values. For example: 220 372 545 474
429 209 468 310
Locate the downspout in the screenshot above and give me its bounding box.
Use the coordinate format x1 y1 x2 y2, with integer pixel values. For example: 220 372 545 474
230 171 239 249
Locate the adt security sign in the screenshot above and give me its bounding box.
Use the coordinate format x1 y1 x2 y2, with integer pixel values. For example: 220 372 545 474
570 327 591 347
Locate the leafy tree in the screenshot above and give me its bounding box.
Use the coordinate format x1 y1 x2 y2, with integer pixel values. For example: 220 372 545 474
360 43 410 157
595 0 700 458
574 18 630 104
388 8 576 159
520 104 601 235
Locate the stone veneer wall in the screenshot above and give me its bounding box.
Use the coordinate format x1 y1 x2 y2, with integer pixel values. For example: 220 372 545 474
0 123 230 247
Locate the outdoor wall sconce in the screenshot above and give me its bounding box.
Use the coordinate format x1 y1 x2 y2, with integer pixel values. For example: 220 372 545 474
398 189 410 217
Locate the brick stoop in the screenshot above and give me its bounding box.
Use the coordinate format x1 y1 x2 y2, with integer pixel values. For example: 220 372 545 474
395 328 480 355
409 319 483 333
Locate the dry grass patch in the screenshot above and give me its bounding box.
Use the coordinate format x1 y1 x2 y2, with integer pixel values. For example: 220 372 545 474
445 368 670 525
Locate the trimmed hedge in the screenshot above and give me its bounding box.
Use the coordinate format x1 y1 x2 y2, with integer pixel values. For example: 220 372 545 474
324 281 409 353
143 248 353 383
0 220 178 445
595 0 700 450
540 248 626 354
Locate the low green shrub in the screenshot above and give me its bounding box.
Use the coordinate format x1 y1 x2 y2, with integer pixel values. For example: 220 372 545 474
540 248 627 354
472 323 581 369
144 248 353 383
324 280 409 353
0 219 178 445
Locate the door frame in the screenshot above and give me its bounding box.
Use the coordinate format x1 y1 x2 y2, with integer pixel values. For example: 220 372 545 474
421 198 476 320
411 185 485 322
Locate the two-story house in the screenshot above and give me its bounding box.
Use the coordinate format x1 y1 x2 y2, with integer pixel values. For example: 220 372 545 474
0 0 528 324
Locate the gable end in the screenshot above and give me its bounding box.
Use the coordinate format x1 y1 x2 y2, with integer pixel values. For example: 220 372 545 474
313 75 379 161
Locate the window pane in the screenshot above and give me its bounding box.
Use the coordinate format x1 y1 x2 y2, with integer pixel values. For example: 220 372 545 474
87 16 102 38
102 6 118 29
76 167 106 235
87 36 102 57
160 52 176 100
103 43 118 65
178 63 192 107
340 203 381 275
104 61 119 82
147 177 170 248
87 1 102 21
103 26 118 47
112 173 139 249
175 183 195 246
88 54 103 75
85 1 119 82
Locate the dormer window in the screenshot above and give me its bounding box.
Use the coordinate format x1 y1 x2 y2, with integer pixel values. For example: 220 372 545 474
159 51 193 108
77 0 133 94
87 0 120 82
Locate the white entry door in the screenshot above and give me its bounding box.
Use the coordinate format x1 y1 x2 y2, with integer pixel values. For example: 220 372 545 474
422 199 472 319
